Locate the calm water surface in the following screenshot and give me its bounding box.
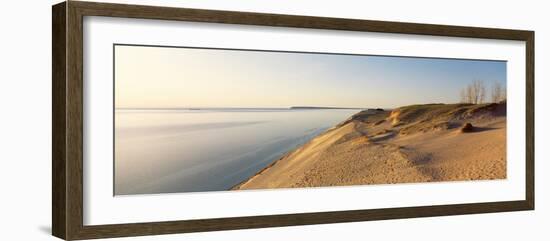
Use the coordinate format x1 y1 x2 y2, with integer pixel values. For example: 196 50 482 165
115 108 359 195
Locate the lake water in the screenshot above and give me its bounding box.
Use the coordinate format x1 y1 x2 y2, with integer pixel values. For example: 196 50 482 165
115 108 360 195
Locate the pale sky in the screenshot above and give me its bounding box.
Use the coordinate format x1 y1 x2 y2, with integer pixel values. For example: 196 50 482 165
114 45 506 109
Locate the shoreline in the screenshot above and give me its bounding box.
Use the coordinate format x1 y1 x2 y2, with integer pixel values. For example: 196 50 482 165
230 109 380 190
230 111 363 190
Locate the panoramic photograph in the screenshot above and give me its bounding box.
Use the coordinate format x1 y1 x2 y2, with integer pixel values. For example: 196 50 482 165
114 45 507 195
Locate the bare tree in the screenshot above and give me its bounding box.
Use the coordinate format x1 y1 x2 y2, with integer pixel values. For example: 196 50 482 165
460 80 487 104
460 88 467 103
467 84 475 104
460 85 472 103
491 82 506 103
474 80 487 104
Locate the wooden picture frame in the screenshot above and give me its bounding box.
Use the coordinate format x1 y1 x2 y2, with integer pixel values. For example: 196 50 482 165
52 1 534 240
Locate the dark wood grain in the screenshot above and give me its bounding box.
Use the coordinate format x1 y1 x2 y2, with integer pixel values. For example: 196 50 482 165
66 2 85 240
73 201 530 240
52 2 67 240
52 1 535 240
525 32 535 209
72 1 533 40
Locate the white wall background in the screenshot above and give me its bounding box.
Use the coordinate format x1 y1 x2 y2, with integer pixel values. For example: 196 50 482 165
0 0 547 240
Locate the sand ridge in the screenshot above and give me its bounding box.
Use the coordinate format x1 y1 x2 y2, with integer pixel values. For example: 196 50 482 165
234 103 506 190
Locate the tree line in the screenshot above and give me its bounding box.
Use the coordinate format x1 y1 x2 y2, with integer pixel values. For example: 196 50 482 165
460 80 506 104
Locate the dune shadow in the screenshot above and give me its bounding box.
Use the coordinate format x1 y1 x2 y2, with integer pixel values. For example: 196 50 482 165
477 126 497 131
370 132 396 142
447 122 462 129
471 126 499 133
410 152 433 165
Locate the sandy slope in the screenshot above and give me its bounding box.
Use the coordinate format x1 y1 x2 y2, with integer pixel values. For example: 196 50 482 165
234 103 506 190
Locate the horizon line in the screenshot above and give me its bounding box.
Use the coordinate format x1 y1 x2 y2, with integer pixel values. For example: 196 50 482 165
113 102 465 110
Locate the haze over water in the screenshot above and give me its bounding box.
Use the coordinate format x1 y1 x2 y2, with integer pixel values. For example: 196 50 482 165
115 108 359 195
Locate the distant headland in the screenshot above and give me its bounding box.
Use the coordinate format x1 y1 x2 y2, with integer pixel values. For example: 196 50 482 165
290 106 366 110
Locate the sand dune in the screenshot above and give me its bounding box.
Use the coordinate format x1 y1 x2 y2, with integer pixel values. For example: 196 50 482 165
234 103 506 190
